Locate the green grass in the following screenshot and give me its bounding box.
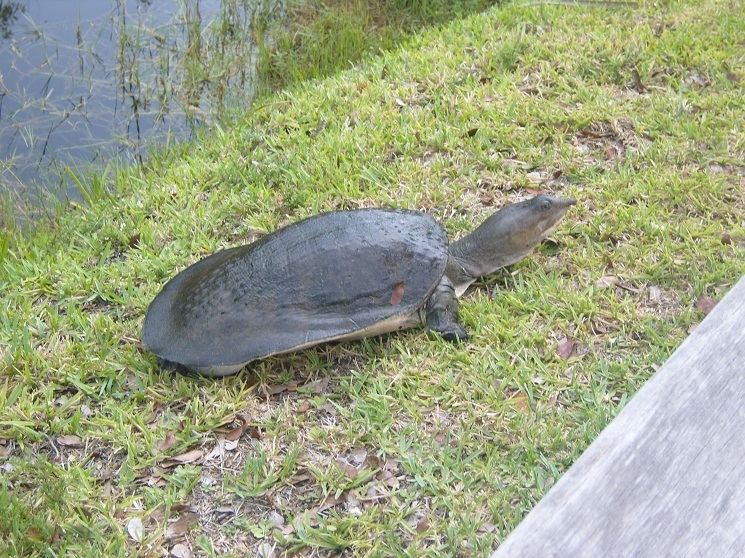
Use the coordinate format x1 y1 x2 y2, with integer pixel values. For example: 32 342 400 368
2 0 745 556
257 0 498 92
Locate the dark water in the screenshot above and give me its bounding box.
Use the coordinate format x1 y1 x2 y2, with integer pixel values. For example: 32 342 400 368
0 0 283 206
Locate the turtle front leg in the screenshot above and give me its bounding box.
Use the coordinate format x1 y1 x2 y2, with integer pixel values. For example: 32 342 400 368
425 276 469 342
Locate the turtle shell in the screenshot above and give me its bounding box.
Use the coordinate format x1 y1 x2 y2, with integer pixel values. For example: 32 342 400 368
142 209 448 376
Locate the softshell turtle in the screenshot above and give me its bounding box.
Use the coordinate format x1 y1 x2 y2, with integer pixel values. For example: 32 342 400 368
143 195 575 376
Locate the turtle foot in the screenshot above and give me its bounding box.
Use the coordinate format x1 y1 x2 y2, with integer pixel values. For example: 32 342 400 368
440 324 469 343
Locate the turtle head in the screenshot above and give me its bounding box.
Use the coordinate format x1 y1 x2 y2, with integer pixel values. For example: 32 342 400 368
447 194 576 290
511 194 576 245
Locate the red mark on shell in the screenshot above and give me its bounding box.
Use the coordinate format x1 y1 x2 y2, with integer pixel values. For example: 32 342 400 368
390 282 405 305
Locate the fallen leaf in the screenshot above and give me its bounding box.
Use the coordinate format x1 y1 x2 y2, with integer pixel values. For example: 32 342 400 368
556 338 576 359
57 435 83 448
296 400 312 414
247 426 263 440
280 523 295 535
163 449 203 467
127 517 145 543
383 458 400 472
395 97 406 108
416 518 429 533
299 377 329 394
312 494 342 515
695 295 717 315
596 275 620 288
166 512 199 541
286 473 312 485
348 448 368 467
170 543 192 558
267 381 297 396
390 281 405 305
224 421 246 442
510 393 530 412
268 511 285 528
156 433 177 452
604 144 620 160
466 127 479 137
337 459 358 479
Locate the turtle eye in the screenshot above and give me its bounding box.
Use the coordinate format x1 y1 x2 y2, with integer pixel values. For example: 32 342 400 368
540 199 552 211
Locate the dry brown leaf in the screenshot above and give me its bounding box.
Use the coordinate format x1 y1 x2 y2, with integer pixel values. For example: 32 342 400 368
280 523 295 535
267 384 287 395
695 295 717 315
316 494 342 513
300 377 329 394
416 519 430 533
478 522 497 534
511 393 530 412
596 275 620 288
247 426 262 440
268 511 285 528
337 459 358 480
166 512 199 541
286 473 312 485
296 400 312 414
57 435 83 448
224 423 245 442
164 449 203 466
348 448 368 467
156 433 177 452
556 338 577 359
383 458 400 472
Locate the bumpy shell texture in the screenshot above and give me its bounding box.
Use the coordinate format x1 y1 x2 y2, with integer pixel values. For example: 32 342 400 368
142 209 448 372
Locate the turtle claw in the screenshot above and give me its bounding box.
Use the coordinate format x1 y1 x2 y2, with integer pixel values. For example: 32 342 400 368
440 325 469 343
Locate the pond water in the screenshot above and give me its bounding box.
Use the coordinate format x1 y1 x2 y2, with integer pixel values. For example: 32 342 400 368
0 0 283 207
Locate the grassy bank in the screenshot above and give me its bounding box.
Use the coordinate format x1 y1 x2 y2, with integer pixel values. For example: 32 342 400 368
2 0 744 556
